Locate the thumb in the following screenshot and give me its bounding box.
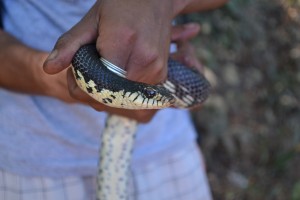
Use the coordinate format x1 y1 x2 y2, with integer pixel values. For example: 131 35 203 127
43 6 98 74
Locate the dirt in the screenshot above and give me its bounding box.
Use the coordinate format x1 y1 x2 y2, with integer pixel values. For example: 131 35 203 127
189 0 300 199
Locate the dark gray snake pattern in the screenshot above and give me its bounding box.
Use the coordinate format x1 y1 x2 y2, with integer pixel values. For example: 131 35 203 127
72 44 211 200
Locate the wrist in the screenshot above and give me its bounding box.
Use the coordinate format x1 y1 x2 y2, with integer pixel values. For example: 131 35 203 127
12 45 54 97
0 32 72 102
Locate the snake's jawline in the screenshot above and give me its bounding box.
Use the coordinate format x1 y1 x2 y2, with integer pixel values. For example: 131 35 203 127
73 69 173 109
71 45 175 109
72 44 211 108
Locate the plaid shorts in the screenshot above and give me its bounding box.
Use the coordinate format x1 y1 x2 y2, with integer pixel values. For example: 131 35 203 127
0 143 211 200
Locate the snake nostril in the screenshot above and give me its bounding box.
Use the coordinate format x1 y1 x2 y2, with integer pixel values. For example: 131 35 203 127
143 87 157 98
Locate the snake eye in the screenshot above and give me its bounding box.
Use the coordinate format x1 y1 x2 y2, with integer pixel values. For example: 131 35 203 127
143 87 157 98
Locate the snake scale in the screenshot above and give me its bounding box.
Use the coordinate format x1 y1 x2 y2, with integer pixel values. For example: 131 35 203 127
71 44 210 200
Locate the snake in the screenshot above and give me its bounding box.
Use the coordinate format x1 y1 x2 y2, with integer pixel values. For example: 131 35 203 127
71 44 211 200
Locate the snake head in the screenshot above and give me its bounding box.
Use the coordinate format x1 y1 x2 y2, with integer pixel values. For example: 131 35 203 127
115 83 175 109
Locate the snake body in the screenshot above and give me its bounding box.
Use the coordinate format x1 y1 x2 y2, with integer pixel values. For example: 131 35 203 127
72 44 211 200
72 45 174 109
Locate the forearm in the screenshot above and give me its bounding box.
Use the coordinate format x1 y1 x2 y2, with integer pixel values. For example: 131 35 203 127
0 30 45 93
0 29 73 102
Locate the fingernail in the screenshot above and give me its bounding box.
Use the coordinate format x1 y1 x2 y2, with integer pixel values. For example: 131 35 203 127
46 49 58 61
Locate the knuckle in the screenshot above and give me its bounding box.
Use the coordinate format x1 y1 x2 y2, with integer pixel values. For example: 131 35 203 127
55 32 74 49
151 58 167 82
130 48 167 84
55 34 68 48
144 48 160 65
133 47 160 68
119 26 137 45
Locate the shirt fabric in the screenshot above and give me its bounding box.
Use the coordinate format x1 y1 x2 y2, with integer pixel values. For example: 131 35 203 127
0 143 212 200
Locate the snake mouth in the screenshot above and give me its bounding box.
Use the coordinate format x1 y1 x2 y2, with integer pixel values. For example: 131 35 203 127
72 68 175 109
112 85 175 109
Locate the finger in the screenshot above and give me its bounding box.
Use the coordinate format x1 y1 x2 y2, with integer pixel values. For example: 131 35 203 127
96 24 135 70
125 23 171 84
171 42 203 73
125 40 169 84
43 5 98 74
171 23 200 42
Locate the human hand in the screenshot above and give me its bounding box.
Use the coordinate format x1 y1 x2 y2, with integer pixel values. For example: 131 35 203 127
28 51 76 103
170 23 203 73
43 0 201 122
43 0 177 84
64 23 201 122
171 24 205 110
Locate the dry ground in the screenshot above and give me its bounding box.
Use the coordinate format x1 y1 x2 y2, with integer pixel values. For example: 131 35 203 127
189 0 300 199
